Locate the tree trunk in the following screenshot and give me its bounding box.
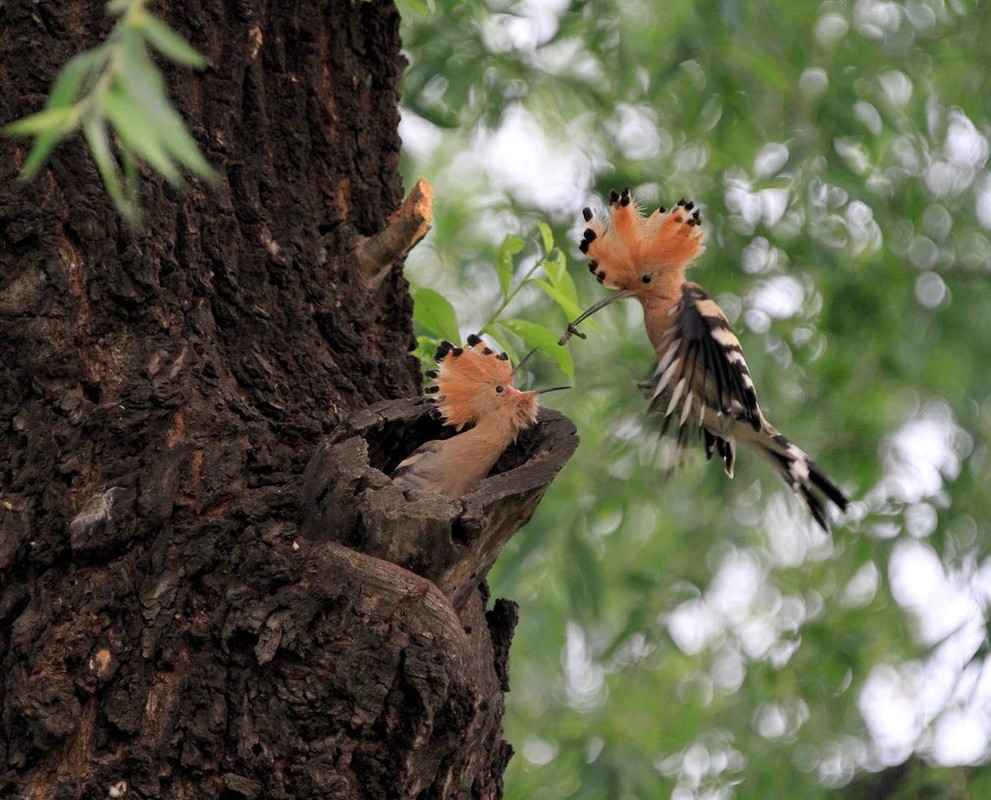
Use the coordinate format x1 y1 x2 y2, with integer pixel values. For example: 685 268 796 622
0 3 576 798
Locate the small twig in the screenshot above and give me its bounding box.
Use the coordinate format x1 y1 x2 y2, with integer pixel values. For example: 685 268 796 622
355 177 434 290
477 258 544 336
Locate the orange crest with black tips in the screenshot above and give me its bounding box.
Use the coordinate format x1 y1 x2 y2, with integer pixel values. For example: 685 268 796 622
581 187 706 291
426 335 540 433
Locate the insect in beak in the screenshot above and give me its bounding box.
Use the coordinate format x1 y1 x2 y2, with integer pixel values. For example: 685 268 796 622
558 288 638 345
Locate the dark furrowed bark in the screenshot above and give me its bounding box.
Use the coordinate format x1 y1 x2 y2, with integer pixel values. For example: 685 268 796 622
1 2 575 798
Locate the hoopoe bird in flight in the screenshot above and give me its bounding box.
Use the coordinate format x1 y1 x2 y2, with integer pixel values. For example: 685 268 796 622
392 335 567 498
560 187 848 530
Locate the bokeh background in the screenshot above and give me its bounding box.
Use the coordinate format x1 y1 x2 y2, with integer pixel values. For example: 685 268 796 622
397 1 991 796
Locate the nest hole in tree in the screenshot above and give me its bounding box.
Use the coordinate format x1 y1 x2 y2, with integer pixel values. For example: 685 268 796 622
301 398 578 607
361 399 544 481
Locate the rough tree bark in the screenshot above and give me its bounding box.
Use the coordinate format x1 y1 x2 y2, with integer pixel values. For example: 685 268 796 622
0 3 576 798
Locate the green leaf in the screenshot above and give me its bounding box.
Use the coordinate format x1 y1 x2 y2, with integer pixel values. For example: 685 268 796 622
537 220 554 253
118 26 168 95
544 248 581 304
115 33 217 181
530 277 585 322
139 15 207 68
48 48 106 109
496 233 525 296
484 326 520 366
120 142 140 191
163 122 215 180
502 318 574 379
413 335 440 371
6 107 78 181
403 98 460 129
5 48 108 180
17 128 71 180
557 267 580 307
82 112 138 223
99 85 182 185
82 114 120 202
400 0 436 13
413 287 461 343
4 106 74 137
542 249 581 310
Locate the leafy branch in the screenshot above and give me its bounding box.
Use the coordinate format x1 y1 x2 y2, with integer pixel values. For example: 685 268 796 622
3 0 216 224
412 221 583 380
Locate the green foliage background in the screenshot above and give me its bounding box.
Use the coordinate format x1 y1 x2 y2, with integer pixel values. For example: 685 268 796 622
399 1 991 797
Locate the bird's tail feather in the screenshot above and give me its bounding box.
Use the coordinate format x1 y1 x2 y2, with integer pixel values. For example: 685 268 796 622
752 432 848 531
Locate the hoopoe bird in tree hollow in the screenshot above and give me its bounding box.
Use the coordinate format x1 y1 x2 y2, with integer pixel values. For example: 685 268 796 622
559 187 849 530
392 335 567 498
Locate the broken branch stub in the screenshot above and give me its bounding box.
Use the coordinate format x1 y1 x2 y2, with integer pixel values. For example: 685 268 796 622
354 178 434 290
300 397 578 610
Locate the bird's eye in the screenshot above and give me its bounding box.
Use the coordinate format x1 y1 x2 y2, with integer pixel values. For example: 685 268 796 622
642 274 653 284
495 385 505 394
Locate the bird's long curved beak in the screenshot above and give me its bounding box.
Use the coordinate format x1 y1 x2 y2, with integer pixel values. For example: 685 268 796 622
529 385 570 395
558 288 637 345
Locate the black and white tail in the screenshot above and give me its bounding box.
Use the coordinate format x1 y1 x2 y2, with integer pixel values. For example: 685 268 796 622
743 428 849 531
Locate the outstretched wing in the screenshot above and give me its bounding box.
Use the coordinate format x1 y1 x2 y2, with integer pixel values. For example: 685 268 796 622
648 281 762 439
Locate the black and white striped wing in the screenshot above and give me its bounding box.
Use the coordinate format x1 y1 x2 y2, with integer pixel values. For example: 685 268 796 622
648 282 763 471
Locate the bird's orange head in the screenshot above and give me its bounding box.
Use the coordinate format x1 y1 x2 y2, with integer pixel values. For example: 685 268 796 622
561 188 705 343
425 336 565 435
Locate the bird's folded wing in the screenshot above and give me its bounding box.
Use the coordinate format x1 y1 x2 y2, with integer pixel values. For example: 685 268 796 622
648 281 762 434
391 440 446 491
